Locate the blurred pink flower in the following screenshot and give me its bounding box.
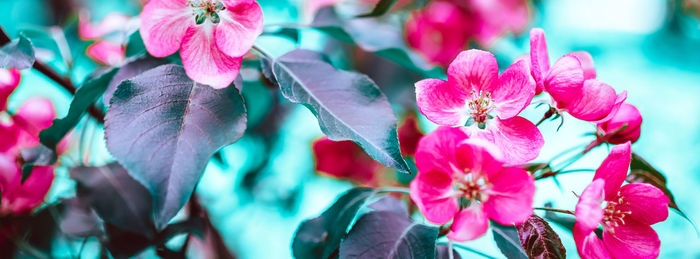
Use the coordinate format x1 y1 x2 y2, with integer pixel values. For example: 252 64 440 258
406 0 530 66
140 0 263 88
528 28 626 122
415 49 543 164
409 127 535 241
0 98 58 215
573 142 668 258
0 68 21 112
79 11 132 66
597 103 642 144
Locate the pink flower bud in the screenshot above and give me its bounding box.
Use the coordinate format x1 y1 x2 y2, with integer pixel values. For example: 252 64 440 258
597 103 642 144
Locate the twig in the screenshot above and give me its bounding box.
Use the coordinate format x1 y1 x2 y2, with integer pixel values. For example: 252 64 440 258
534 207 574 215
0 26 105 123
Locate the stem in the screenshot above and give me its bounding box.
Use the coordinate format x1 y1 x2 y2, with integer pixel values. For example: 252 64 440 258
536 168 595 180
534 207 574 215
251 45 272 59
441 242 496 259
448 240 454 259
0 26 105 123
376 186 410 195
535 107 555 126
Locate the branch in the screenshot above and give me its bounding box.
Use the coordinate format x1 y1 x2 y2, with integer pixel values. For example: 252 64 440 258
0 26 105 123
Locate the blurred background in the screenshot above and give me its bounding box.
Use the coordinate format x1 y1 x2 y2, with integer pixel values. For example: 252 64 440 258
1 0 699 258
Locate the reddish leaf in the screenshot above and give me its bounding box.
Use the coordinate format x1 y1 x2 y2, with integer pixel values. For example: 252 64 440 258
516 215 566 259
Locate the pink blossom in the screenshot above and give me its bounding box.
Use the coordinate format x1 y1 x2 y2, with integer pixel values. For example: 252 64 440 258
86 41 126 66
0 98 58 215
140 0 263 88
528 28 626 122
409 127 535 241
0 68 21 112
79 11 133 66
405 0 530 66
573 142 668 258
415 49 543 164
78 11 132 40
596 103 642 144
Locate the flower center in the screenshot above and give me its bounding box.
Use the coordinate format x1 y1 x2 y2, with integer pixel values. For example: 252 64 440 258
465 90 496 129
188 0 225 25
453 169 491 207
601 193 632 234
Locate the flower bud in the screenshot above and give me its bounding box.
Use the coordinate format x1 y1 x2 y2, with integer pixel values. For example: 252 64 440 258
597 103 642 144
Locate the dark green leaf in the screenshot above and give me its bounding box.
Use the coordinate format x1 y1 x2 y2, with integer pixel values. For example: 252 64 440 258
357 0 399 17
292 188 377 259
339 211 438 259
515 215 566 259
492 221 528 259
70 163 156 238
0 34 35 69
105 64 247 230
125 31 146 57
272 49 409 173
39 68 117 150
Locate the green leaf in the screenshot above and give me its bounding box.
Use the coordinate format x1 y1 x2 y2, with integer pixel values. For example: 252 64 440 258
39 68 117 150
0 34 35 69
339 211 439 259
105 64 247 230
357 0 399 17
491 221 527 259
272 49 410 173
292 188 378 259
627 153 691 221
515 215 566 259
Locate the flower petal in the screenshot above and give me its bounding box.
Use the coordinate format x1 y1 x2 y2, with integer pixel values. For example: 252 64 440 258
568 51 596 80
405 1 471 67
529 28 550 91
447 50 499 95
454 138 504 177
618 183 669 225
493 59 536 119
415 126 469 174
483 167 534 225
0 123 19 153
593 142 632 200
0 68 21 111
409 169 458 224
603 220 661 259
475 116 543 165
398 114 424 157
575 179 605 235
140 0 192 57
598 102 642 144
415 78 469 126
447 203 489 242
590 91 627 124
573 223 612 259
567 79 617 122
13 98 56 148
8 166 54 214
181 27 243 88
312 137 380 185
79 11 131 40
86 41 126 66
0 154 20 197
544 55 584 107
215 0 264 58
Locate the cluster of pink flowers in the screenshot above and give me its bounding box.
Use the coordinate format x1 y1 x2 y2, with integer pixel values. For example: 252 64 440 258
79 11 135 66
409 28 665 258
140 0 263 89
0 68 57 216
405 0 530 67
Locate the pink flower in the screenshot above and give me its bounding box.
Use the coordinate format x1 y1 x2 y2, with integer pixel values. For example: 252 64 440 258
573 142 668 259
415 49 543 164
596 103 642 144
140 0 263 88
312 137 383 186
410 127 535 241
0 68 21 112
79 11 134 66
405 0 530 66
86 41 126 66
0 98 58 215
528 28 626 122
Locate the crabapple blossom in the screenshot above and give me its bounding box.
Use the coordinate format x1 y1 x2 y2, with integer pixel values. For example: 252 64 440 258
409 127 535 241
0 68 20 111
597 103 642 144
140 0 263 88
415 49 543 164
574 142 668 258
529 28 626 122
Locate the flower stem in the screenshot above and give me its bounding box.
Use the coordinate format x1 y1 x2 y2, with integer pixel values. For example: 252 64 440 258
534 207 574 215
251 45 272 59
